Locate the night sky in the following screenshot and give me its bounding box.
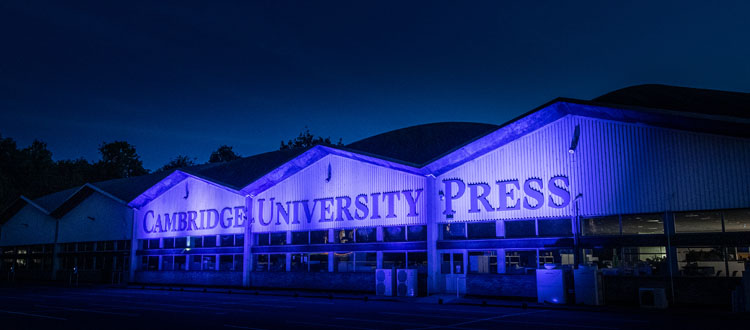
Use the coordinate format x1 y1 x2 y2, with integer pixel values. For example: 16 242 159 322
1 1 749 170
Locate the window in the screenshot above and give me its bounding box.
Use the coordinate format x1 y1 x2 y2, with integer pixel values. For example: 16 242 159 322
622 214 664 235
678 247 723 277
147 239 159 250
538 249 575 268
441 253 451 274
254 254 268 272
219 255 234 271
354 252 376 272
309 253 328 272
538 218 573 237
442 223 466 240
504 220 535 238
163 238 175 249
407 252 428 273
384 226 406 242
355 227 377 243
292 231 309 245
726 246 749 277
622 247 666 276
190 255 202 270
203 236 217 248
202 255 217 270
335 229 354 244
256 233 270 246
220 235 234 247
175 237 187 249
270 232 287 245
291 254 308 272
468 251 497 274
674 211 722 233
146 256 159 271
174 256 187 271
235 234 244 247
724 209 750 232
582 216 619 236
270 254 286 272
189 236 203 248
104 241 115 251
467 222 496 239
383 252 406 270
310 230 328 244
505 250 536 274
233 254 243 271
161 255 174 271
407 225 427 241
334 252 353 272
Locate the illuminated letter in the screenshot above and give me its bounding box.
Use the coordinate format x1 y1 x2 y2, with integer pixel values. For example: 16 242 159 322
382 191 401 219
317 197 334 222
163 213 175 232
142 210 155 233
335 196 353 221
154 214 164 232
548 176 571 209
301 200 317 224
354 194 369 220
468 183 494 213
443 179 465 215
496 179 521 211
220 207 233 228
234 206 246 227
370 193 381 219
276 202 291 225
207 209 220 229
523 178 544 210
257 199 273 226
402 189 422 217
178 212 188 231
187 211 199 231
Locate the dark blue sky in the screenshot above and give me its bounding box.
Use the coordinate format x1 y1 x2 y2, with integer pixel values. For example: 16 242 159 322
1 1 749 170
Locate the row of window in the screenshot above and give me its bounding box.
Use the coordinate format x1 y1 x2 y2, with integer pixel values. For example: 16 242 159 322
439 249 576 275
441 218 573 240
2 244 55 255
252 251 428 272
60 255 129 271
255 226 428 246
140 254 243 271
582 209 750 236
62 240 132 253
141 234 244 250
1 257 53 271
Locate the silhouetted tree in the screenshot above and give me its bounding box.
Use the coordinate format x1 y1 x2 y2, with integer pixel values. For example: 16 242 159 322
280 127 343 150
158 155 197 172
209 145 241 163
94 141 149 180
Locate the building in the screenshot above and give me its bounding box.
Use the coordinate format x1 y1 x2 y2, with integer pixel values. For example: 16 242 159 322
2 84 750 306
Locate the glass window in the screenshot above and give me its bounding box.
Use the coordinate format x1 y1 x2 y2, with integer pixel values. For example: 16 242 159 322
147 256 159 271
254 254 268 272
504 220 536 238
442 223 466 240
203 236 217 248
235 234 244 247
233 254 243 271
440 253 451 274
291 231 309 245
354 252 377 272
335 229 354 244
202 255 217 271
220 235 234 247
355 228 377 243
219 255 234 271
538 218 573 237
309 253 328 272
270 232 287 245
291 253 308 272
256 233 270 246
467 222 496 239
384 226 406 242
383 252 406 270
726 246 749 277
334 252 353 272
119 240 131 251
175 237 187 249
189 236 203 248
581 216 620 236
538 249 575 268
724 209 750 232
30 245 44 254
407 252 427 273
174 255 187 271
161 255 174 271
163 238 175 249
407 225 427 241
674 211 723 233
104 241 115 251
270 254 286 272
622 246 667 276
622 214 664 235
505 250 536 274
678 247 724 277
468 251 497 274
310 230 328 244
190 255 202 270
146 239 159 250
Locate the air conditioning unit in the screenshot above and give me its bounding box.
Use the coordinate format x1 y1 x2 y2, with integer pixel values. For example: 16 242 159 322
376 269 394 296
639 288 668 309
396 269 418 297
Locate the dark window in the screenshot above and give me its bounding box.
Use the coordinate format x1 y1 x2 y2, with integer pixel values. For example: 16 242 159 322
219 255 234 271
147 256 159 271
384 226 406 242
538 249 575 268
270 254 285 272
334 252 353 272
119 240 131 251
504 220 536 238
310 230 328 244
675 211 723 233
382 252 406 270
220 235 234 247
161 255 174 271
355 228 377 243
104 241 115 251
233 254 243 271
335 229 354 244
291 253 308 272
190 255 202 270
95 242 105 252
256 233 270 246
407 252 428 273
467 222 496 239
254 254 268 272
354 252 377 272
582 216 620 236
505 250 536 274
175 237 187 249
146 239 159 250
202 255 217 270
174 256 187 271
468 251 497 274
270 232 287 245
163 238 175 249
538 218 573 237
407 225 427 241
203 236 217 248
291 231 309 245
622 214 664 235
190 236 203 248
309 253 328 272
442 223 466 240
235 234 244 247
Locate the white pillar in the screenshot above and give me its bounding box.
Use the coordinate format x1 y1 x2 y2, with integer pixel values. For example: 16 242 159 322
242 196 253 287
425 174 439 295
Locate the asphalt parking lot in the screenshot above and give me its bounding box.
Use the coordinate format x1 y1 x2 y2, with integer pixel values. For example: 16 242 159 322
0 286 747 330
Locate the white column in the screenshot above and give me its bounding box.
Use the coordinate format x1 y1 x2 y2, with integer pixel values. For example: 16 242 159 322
425 174 439 295
242 196 253 287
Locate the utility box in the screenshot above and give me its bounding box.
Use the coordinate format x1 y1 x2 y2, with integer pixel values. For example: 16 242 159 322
639 288 668 309
396 269 418 297
537 268 566 304
376 269 394 296
574 265 603 305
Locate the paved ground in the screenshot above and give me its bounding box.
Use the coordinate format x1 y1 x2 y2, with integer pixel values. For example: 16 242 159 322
0 286 748 329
